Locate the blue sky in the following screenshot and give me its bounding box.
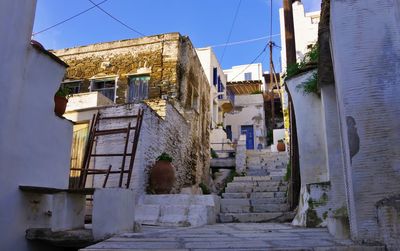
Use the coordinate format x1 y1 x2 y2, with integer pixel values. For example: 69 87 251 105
33 0 321 73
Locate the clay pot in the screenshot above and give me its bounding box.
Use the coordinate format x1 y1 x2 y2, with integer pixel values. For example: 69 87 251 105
277 141 286 152
149 160 175 194
54 95 68 117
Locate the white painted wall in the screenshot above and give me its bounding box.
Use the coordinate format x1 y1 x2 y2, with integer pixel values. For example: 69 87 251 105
0 1 72 250
286 71 328 185
224 63 264 83
196 47 227 128
66 92 113 112
279 1 320 72
330 0 400 243
224 94 266 149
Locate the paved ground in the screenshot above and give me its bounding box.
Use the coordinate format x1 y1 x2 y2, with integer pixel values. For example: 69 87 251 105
82 223 384 251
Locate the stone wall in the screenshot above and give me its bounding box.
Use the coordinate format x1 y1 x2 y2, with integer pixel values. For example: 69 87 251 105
92 102 205 196
53 33 181 104
54 33 211 191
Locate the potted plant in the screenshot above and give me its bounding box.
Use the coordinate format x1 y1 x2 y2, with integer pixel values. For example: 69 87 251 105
54 85 71 117
149 152 175 194
277 139 286 152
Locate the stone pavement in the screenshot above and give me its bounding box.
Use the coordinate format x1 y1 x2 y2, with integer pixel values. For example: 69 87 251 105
81 223 384 251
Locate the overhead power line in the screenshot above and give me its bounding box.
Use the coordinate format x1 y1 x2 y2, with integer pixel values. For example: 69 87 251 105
88 0 145 36
220 0 243 63
32 0 109 36
230 45 268 82
210 34 280 48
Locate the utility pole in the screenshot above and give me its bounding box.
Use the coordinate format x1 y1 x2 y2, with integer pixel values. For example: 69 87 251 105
283 0 296 65
283 0 300 211
268 41 275 130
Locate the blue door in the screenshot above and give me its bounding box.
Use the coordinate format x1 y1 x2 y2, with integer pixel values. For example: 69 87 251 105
241 125 254 150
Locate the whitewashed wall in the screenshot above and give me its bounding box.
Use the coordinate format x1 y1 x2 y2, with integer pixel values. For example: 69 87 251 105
330 0 400 243
224 63 264 83
0 1 72 250
224 94 266 149
279 1 320 71
286 71 328 185
196 47 227 128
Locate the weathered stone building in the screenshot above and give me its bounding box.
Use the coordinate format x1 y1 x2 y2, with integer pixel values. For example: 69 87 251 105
53 33 211 193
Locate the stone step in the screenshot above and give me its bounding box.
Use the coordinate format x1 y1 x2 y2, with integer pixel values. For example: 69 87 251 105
233 176 272 182
225 185 287 194
252 203 289 212
218 212 295 223
135 204 216 227
221 198 289 213
227 181 285 187
222 193 249 199
220 199 250 213
246 170 269 176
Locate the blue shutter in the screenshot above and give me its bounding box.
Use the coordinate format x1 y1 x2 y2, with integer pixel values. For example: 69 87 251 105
213 68 218 86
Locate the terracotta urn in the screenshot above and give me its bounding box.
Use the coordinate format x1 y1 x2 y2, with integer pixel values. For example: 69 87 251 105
277 141 286 152
149 160 175 194
54 95 68 117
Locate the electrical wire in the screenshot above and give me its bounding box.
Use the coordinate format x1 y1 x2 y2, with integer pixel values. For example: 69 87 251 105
87 0 145 36
230 45 268 82
220 0 242 63
32 0 109 36
210 34 280 48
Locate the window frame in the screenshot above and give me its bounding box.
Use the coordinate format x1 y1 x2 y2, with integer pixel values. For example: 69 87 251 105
90 77 117 102
127 74 150 103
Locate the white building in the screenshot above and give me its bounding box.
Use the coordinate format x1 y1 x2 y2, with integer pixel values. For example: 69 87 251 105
224 63 265 89
224 81 267 150
279 1 320 71
196 47 232 128
0 1 73 250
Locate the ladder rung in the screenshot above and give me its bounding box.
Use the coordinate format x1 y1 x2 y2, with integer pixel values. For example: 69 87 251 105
91 153 133 157
95 127 136 136
100 115 138 120
86 170 129 175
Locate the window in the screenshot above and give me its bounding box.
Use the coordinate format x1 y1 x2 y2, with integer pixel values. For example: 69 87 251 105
62 81 81 94
226 125 232 141
91 78 115 102
128 75 149 103
217 77 224 100
213 68 218 86
244 72 252 81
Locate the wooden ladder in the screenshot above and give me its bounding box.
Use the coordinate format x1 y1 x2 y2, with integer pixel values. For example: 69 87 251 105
75 109 144 189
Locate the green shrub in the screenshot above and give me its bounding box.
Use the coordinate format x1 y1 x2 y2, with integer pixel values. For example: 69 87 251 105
156 152 173 162
199 183 211 195
296 72 318 95
210 148 219 158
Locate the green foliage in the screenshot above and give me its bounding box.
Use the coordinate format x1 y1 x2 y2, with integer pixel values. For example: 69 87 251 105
267 129 273 146
296 71 319 95
55 85 72 98
156 152 173 162
284 43 319 79
210 148 219 159
199 183 211 195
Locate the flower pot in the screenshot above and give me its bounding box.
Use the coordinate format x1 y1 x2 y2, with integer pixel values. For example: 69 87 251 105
54 95 68 117
149 160 175 194
277 141 286 152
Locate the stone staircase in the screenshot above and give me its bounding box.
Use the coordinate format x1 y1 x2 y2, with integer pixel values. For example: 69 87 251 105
135 195 220 227
219 151 294 223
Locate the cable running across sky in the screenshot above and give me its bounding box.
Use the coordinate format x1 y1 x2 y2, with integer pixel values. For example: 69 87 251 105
32 0 109 36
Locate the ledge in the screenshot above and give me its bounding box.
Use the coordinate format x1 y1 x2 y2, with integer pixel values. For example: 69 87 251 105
26 228 101 248
19 185 95 195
